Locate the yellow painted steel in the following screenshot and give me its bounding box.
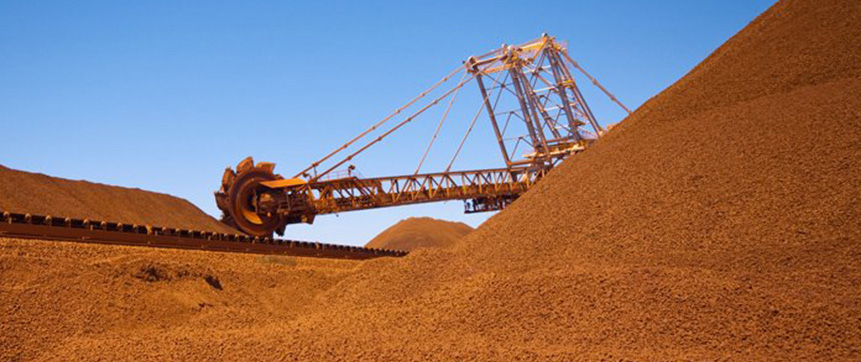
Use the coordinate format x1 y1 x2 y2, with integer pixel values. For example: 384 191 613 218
256 162 276 174
260 178 307 189
241 207 264 225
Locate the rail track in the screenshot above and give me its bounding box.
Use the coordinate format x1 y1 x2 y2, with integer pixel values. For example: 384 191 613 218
0 211 407 260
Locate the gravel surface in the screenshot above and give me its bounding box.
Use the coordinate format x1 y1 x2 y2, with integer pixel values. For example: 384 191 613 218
0 238 359 361
0 165 236 233
366 217 473 251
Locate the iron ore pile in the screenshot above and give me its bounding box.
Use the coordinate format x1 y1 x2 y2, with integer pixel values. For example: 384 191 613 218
2 0 861 359
365 217 473 251
0 165 235 233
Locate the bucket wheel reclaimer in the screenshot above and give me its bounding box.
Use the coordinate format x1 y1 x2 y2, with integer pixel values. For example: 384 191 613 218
214 35 631 237
215 157 286 237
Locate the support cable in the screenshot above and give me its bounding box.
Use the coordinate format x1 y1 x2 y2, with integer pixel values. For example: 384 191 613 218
560 51 632 115
414 71 468 175
295 65 466 178
444 76 499 172
314 73 477 181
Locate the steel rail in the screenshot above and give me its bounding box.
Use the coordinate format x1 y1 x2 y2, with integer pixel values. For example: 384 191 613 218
0 211 406 259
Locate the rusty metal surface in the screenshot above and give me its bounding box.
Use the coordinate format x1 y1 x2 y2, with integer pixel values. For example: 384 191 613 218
297 166 551 214
215 34 631 237
0 211 407 260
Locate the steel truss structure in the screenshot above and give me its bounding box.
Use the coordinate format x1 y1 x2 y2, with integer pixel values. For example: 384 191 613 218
215 34 630 236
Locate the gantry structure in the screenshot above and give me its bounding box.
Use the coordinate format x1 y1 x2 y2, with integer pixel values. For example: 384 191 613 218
215 34 630 236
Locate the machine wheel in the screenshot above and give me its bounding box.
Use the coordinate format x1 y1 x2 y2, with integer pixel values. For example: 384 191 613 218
225 165 282 237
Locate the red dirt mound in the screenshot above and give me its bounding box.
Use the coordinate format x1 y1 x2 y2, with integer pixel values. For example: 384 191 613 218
0 165 235 233
281 0 858 358
365 217 473 251
0 238 358 361
161 0 856 359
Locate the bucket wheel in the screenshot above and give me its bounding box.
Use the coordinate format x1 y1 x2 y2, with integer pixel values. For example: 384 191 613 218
216 157 283 237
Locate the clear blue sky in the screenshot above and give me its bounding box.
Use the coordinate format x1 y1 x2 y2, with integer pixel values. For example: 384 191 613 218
0 0 776 245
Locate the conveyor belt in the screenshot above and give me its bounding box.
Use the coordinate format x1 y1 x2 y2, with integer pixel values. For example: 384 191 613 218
0 211 407 260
